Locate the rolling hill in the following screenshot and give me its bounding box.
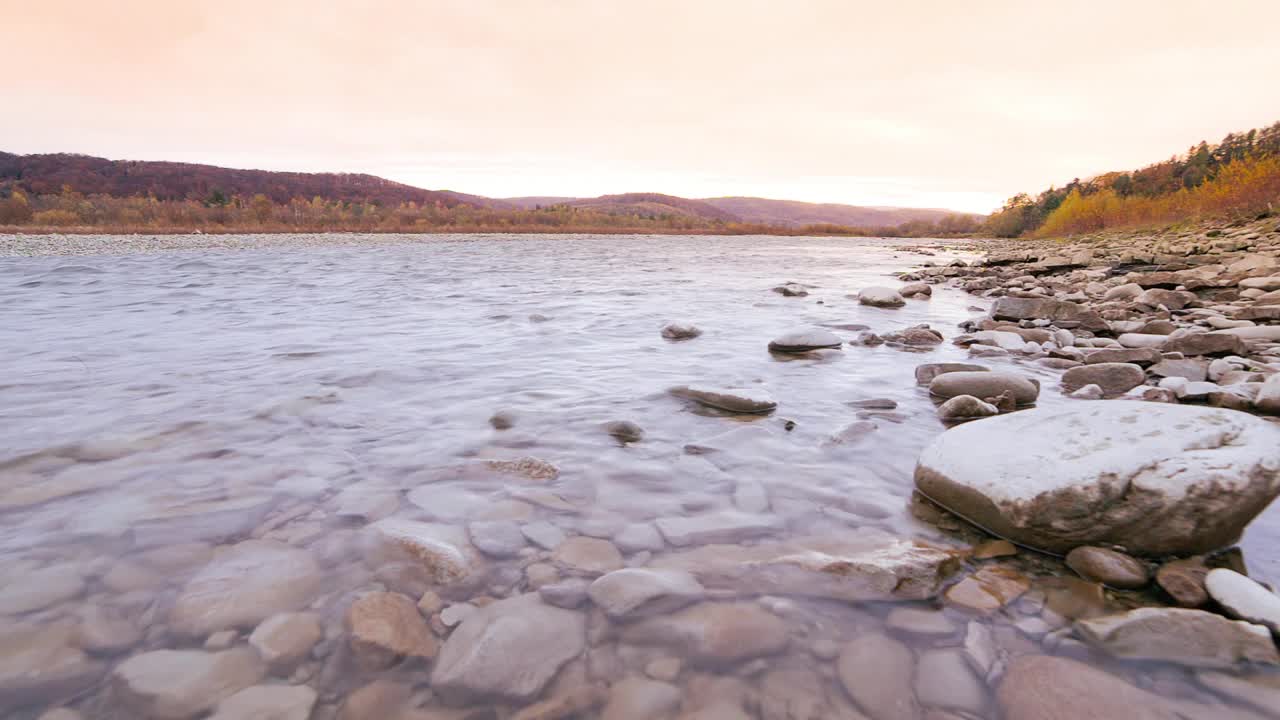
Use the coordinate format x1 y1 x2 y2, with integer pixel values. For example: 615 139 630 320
1 151 979 230
700 196 976 228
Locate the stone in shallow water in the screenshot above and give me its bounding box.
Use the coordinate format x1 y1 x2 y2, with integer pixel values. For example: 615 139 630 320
0 620 105 715
767 328 843 353
603 420 645 443
1074 607 1280 668
997 655 1181 720
112 648 266 720
364 519 482 587
467 520 527 558
1195 670 1280 717
858 286 906 307
915 362 988 386
927 371 1039 405
346 591 438 671
914 401 1280 556
836 632 918 720
652 533 960 602
655 511 784 547
1064 546 1149 589
588 568 705 619
206 685 317 720
620 602 788 665
431 593 585 703
552 536 625 575
669 385 777 414
0 563 84 615
944 566 1029 613
936 394 999 420
1205 568 1280 633
661 322 702 340
915 648 988 715
601 676 682 720
168 540 322 638
248 612 322 674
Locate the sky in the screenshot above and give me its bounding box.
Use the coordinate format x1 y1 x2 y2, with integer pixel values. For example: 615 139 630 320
4 1 1280 214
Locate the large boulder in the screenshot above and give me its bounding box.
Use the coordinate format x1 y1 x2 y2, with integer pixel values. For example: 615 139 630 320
431 593 584 704
928 372 1039 405
990 296 1107 331
112 649 266 720
914 402 1280 556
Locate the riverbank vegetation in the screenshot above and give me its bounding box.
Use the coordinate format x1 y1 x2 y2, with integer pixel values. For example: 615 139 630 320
0 187 982 238
987 121 1280 238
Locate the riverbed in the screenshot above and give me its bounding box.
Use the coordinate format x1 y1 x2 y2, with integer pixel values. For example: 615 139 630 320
1 233 1275 719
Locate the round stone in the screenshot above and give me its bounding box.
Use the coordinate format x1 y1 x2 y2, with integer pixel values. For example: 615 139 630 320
1065 546 1149 589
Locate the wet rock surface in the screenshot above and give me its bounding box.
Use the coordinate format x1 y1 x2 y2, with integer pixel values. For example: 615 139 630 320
916 401 1280 556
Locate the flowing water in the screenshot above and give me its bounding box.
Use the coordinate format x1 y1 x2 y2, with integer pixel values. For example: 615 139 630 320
0 233 1276 718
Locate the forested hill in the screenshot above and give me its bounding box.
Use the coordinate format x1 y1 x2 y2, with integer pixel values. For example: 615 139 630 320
0 152 470 208
988 121 1280 237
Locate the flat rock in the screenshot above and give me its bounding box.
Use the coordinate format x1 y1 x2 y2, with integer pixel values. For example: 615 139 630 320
248 612 322 674
1196 670 1280 717
655 511 783 546
0 563 84 615
768 329 843 353
604 420 645 443
914 401 1280 556
997 655 1180 720
1083 347 1163 365
431 593 585 703
1205 568 1280 633
1150 358 1209 382
1061 362 1146 396
858 286 906 307
651 533 960 602
588 568 705 619
928 372 1039 405
0 620 105 715
1075 607 1280 668
112 648 266 720
207 685 317 720
552 536 625 575
601 676 682 720
347 591 438 670
1165 332 1248 357
620 602 788 665
169 540 322 638
836 633 918 720
467 520 526 558
669 385 777 414
1117 333 1169 349
915 363 988 386
990 296 1107 331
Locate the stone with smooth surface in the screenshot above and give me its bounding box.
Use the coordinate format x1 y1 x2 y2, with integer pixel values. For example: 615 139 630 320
915 402 1280 556
1075 607 1280 668
928 372 1039 405
1205 568 1280 633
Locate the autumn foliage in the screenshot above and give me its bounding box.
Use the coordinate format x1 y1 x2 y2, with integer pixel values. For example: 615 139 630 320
987 121 1280 238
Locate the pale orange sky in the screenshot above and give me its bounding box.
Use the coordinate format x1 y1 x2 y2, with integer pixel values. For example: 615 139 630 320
4 0 1280 214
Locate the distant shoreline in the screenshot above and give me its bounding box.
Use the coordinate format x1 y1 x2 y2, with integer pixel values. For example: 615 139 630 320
0 230 980 258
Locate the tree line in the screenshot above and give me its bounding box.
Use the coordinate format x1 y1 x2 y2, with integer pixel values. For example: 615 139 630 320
0 185 982 238
986 121 1280 237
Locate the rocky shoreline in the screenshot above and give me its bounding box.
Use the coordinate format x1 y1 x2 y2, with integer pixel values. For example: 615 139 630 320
3 223 1280 720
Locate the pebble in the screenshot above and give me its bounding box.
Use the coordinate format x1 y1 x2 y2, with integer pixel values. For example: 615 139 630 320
1064 546 1149 589
661 322 702 340
1205 568 1280 633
